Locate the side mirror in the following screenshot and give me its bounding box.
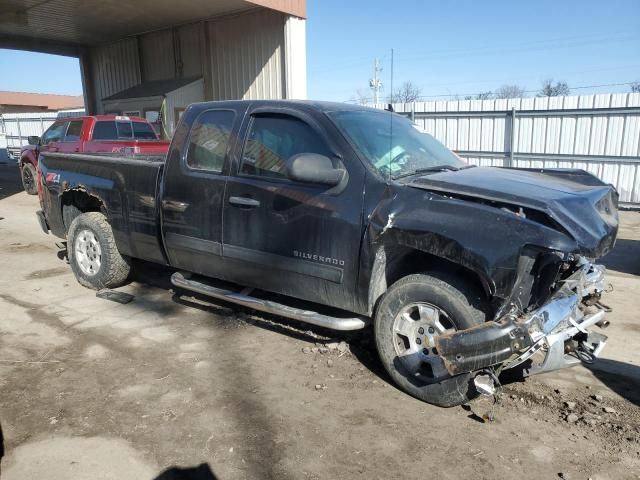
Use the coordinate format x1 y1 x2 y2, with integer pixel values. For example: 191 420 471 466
27 136 41 146
286 153 346 186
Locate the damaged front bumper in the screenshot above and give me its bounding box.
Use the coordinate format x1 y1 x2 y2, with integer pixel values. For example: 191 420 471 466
435 258 610 378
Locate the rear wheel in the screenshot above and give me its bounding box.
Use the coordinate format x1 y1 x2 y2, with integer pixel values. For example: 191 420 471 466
67 212 130 289
374 272 488 407
21 163 37 195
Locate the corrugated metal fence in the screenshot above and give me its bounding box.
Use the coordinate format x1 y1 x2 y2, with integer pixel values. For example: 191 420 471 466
380 93 640 207
0 109 85 157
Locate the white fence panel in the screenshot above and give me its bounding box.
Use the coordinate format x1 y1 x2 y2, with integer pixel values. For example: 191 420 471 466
0 110 85 153
381 92 640 206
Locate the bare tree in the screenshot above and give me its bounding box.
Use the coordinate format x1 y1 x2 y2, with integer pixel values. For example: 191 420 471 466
389 81 422 103
495 84 527 99
538 79 570 97
350 88 371 105
464 91 493 100
631 81 640 93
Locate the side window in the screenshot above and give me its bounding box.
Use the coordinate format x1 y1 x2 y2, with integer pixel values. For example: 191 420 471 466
116 121 133 139
240 115 331 179
64 121 83 142
186 110 235 173
92 121 118 140
41 122 67 145
132 122 158 140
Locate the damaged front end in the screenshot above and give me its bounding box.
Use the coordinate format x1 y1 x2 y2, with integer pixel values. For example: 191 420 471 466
435 256 610 381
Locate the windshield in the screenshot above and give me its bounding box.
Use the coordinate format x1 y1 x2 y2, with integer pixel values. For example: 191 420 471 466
330 110 466 179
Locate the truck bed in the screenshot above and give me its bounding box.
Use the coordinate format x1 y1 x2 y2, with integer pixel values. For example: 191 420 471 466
38 151 167 264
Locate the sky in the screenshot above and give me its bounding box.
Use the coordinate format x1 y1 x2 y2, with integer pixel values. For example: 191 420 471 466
0 0 638 101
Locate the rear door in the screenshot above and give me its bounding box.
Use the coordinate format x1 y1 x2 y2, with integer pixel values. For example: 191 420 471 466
221 107 366 312
161 107 240 276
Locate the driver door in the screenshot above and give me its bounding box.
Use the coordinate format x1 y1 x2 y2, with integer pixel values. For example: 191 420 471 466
221 108 365 312
40 121 68 153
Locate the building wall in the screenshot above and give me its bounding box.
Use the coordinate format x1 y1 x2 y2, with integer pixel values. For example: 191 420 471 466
208 9 285 100
0 105 50 114
89 38 141 114
102 97 162 116
85 8 301 114
166 79 205 133
140 30 176 82
177 23 206 80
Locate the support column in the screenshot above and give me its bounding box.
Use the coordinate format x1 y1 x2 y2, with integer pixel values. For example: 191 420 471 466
79 48 97 115
283 16 307 100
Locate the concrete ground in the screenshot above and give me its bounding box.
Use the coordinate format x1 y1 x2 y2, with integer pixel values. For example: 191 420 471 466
0 163 638 480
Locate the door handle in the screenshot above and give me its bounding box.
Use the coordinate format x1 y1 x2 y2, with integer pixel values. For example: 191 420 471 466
162 199 189 212
229 196 260 208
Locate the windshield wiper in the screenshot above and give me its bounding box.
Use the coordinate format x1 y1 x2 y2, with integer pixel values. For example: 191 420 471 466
392 164 459 180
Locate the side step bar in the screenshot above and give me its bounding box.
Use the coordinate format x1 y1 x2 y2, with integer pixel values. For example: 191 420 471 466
171 271 369 331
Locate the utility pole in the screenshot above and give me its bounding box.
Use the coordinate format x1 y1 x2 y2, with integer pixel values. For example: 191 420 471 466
369 58 383 104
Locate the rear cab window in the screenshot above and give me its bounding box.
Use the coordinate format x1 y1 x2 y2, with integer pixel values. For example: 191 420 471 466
92 120 160 141
240 115 331 180
186 110 235 173
132 121 158 140
92 121 118 140
116 121 133 139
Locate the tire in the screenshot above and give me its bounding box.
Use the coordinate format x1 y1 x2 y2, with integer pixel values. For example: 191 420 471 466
21 163 38 195
67 212 130 290
374 272 488 407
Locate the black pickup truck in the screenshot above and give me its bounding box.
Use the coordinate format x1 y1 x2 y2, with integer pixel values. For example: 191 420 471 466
36 100 618 406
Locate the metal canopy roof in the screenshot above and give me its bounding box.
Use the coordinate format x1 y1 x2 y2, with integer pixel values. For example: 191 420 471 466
0 0 306 55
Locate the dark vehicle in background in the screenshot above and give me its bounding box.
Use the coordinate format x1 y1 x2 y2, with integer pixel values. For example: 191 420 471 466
35 100 617 406
18 115 170 195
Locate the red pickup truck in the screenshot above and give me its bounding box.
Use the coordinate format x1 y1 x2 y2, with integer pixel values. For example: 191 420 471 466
19 115 170 194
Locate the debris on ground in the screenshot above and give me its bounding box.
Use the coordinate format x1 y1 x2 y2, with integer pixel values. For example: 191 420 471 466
96 289 134 304
566 413 579 424
503 380 640 452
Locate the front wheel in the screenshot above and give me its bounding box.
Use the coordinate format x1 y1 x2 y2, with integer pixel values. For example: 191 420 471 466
67 212 131 290
374 273 488 407
21 163 37 195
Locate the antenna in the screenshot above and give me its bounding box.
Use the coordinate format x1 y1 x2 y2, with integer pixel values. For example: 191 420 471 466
388 48 394 182
369 58 383 104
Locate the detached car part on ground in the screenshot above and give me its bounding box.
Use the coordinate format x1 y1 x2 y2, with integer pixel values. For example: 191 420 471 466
35 100 618 407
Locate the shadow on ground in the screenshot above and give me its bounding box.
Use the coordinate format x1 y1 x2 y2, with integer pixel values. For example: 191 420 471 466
601 238 640 276
0 164 23 201
584 359 640 406
154 463 218 480
127 258 391 383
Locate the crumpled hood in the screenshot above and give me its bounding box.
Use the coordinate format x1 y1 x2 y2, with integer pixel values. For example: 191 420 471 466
407 167 619 257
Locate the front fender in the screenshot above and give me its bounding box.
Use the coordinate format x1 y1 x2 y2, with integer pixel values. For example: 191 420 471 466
359 188 578 314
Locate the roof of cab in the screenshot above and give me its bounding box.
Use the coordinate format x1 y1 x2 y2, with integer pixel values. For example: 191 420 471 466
188 99 384 114
53 115 152 123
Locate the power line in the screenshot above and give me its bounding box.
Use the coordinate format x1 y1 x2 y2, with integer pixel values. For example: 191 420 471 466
309 31 639 76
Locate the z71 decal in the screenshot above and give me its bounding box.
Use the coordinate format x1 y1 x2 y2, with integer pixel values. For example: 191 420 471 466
45 172 60 184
